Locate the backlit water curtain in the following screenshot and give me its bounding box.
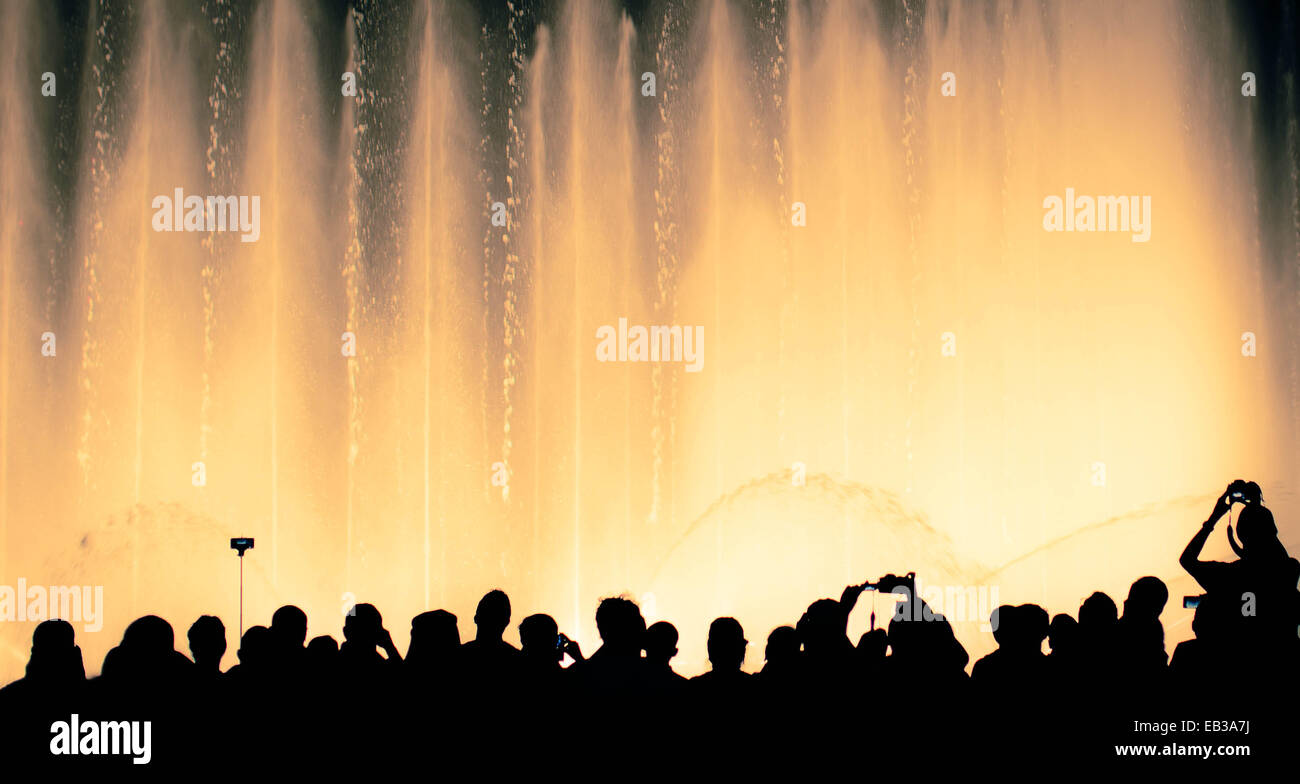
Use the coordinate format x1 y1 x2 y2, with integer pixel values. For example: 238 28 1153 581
1 0 1298 679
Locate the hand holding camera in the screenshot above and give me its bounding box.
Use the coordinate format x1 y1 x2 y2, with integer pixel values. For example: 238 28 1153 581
556 633 583 663
1226 479 1261 505
860 572 916 596
1207 479 1262 527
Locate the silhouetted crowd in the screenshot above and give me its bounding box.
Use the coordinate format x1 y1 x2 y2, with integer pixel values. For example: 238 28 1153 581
2 482 1297 770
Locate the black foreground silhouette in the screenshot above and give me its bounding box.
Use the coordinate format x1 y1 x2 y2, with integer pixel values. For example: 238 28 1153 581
2 480 1296 771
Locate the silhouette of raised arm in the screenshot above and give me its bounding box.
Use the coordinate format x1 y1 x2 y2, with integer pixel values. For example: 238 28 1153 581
377 626 403 663
1180 487 1232 588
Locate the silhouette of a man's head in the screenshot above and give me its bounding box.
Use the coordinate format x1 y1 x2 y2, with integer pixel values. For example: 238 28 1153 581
343 603 384 647
765 625 800 668
990 604 1015 647
1017 604 1049 652
887 599 968 672
644 621 680 667
271 605 308 650
1079 592 1118 631
27 619 84 683
120 615 177 673
124 615 174 651
1123 576 1168 620
409 609 460 661
33 618 76 651
594 597 645 653
307 635 338 658
237 625 271 668
1236 504 1281 556
800 598 847 654
990 604 1046 653
1048 613 1079 655
188 615 226 672
856 628 888 664
474 590 511 641
707 617 747 672
519 613 560 661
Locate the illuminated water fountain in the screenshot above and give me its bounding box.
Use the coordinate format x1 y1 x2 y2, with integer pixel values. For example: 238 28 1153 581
1 0 1296 681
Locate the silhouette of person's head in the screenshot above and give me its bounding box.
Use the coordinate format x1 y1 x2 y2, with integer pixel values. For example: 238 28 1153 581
408 610 459 663
307 635 338 659
1190 602 1209 640
1079 592 1118 630
108 615 183 684
237 625 272 671
988 604 1045 654
1123 577 1168 620
123 615 175 657
31 618 75 653
519 613 560 664
1187 590 1238 646
305 635 338 680
343 603 383 649
594 596 645 656
187 615 226 674
800 598 848 655
270 605 308 652
644 621 680 669
856 628 888 665
887 598 969 675
473 590 511 642
1236 504 1283 557
1018 604 1049 653
1237 480 1264 505
1077 593 1119 670
25 619 84 684
706 617 747 672
764 625 800 670
990 605 1016 648
1048 613 1079 656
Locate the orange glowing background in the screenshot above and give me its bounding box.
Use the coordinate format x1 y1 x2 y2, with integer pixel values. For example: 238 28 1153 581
1 0 1297 683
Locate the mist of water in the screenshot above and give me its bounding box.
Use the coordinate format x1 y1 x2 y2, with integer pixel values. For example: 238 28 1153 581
1 0 1297 679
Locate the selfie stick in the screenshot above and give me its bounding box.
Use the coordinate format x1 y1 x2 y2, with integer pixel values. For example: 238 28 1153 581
231 538 255 638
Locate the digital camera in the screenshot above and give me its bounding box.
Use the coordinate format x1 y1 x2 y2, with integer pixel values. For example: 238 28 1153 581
862 572 916 595
1227 480 1261 504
